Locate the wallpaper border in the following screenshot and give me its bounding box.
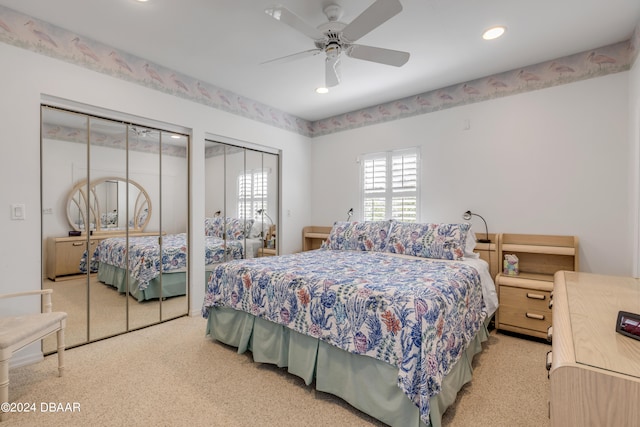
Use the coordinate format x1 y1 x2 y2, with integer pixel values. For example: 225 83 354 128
0 5 636 138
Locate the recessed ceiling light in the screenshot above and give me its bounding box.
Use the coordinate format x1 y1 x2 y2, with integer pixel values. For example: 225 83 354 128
170 134 180 139
482 26 506 40
316 87 329 94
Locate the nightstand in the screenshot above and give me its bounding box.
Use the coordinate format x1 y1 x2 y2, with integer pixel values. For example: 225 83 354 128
258 247 277 257
495 233 578 339
302 226 332 251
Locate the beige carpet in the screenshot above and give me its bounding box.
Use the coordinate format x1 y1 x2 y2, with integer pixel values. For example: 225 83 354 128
4 316 551 427
42 275 188 353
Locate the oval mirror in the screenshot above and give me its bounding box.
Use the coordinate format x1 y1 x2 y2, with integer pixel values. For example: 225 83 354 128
66 177 151 233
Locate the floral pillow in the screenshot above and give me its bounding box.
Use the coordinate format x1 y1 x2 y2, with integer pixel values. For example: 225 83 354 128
321 220 392 252
205 217 254 240
386 222 470 260
224 218 254 240
205 217 223 238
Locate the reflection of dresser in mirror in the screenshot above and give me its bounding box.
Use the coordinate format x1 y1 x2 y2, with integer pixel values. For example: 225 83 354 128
47 176 155 280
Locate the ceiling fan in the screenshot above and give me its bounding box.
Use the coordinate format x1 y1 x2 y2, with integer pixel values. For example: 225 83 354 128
264 0 410 88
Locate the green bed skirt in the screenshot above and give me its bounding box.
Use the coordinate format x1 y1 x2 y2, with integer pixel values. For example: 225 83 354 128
97 263 190 302
206 306 488 427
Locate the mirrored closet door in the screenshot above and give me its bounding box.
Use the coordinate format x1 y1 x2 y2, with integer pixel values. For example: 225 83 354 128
41 106 189 353
205 139 279 268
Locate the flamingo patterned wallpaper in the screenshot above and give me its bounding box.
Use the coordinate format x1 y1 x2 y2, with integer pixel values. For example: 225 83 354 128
41 122 188 158
0 5 638 138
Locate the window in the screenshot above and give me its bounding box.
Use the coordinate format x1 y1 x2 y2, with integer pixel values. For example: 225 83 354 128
238 169 267 219
361 148 419 222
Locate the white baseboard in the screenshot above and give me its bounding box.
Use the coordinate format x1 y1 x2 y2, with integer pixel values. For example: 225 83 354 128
10 347 44 369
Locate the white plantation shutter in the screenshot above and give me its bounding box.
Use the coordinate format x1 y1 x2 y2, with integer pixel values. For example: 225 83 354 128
362 148 419 222
238 170 267 219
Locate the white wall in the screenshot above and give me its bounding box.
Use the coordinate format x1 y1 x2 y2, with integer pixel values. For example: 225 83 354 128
0 42 311 343
629 55 640 277
311 72 630 276
41 138 189 238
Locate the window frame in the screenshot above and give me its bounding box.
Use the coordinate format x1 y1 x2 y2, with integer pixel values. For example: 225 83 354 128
359 147 420 222
237 168 268 220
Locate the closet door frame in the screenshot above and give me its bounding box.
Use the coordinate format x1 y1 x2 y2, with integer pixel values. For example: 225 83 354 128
40 97 190 352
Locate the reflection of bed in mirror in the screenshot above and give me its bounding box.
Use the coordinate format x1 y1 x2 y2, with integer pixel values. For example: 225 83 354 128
82 216 261 302
81 233 245 302
204 216 266 259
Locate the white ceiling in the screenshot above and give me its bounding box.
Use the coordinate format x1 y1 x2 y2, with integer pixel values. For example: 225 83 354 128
1 0 639 122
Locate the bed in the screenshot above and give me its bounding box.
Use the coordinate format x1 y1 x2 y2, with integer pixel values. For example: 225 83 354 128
201 220 498 426
80 233 244 301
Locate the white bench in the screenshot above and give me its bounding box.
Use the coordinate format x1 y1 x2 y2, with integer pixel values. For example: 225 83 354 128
0 289 67 421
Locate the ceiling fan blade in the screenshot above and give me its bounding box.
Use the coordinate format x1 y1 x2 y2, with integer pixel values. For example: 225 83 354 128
325 56 341 87
347 44 410 67
265 7 325 41
342 0 403 43
260 48 322 65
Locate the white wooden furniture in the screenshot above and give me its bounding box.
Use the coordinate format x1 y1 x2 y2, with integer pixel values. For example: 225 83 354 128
549 271 640 426
495 234 578 339
302 226 332 251
0 289 66 422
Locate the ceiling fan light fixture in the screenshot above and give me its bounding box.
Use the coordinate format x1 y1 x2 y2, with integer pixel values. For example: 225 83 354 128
264 0 409 88
482 26 506 40
316 87 329 94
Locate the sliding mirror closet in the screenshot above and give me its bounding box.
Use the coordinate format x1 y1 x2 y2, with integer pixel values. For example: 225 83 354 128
204 139 279 266
41 105 189 352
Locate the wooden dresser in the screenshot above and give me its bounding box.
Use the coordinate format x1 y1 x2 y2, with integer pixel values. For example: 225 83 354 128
549 271 640 426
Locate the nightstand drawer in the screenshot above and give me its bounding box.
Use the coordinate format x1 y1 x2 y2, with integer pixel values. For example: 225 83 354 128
498 304 551 333
500 285 551 313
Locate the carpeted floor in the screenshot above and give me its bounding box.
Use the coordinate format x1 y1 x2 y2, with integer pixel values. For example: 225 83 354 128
41 275 188 353
4 316 551 426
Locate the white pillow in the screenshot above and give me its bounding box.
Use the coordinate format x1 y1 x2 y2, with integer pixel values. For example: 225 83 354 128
249 220 267 238
464 226 480 259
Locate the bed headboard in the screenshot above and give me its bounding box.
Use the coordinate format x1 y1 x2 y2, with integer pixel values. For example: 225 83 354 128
473 233 499 280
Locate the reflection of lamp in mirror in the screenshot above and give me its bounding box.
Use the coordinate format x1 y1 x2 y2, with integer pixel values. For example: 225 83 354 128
462 210 491 243
256 208 273 226
346 208 353 221
256 208 275 248
214 210 221 217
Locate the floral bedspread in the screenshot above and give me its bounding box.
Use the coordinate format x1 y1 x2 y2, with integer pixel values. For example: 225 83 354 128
202 249 487 424
80 233 243 289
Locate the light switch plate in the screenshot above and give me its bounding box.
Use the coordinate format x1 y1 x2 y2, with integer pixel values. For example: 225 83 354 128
11 203 25 220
